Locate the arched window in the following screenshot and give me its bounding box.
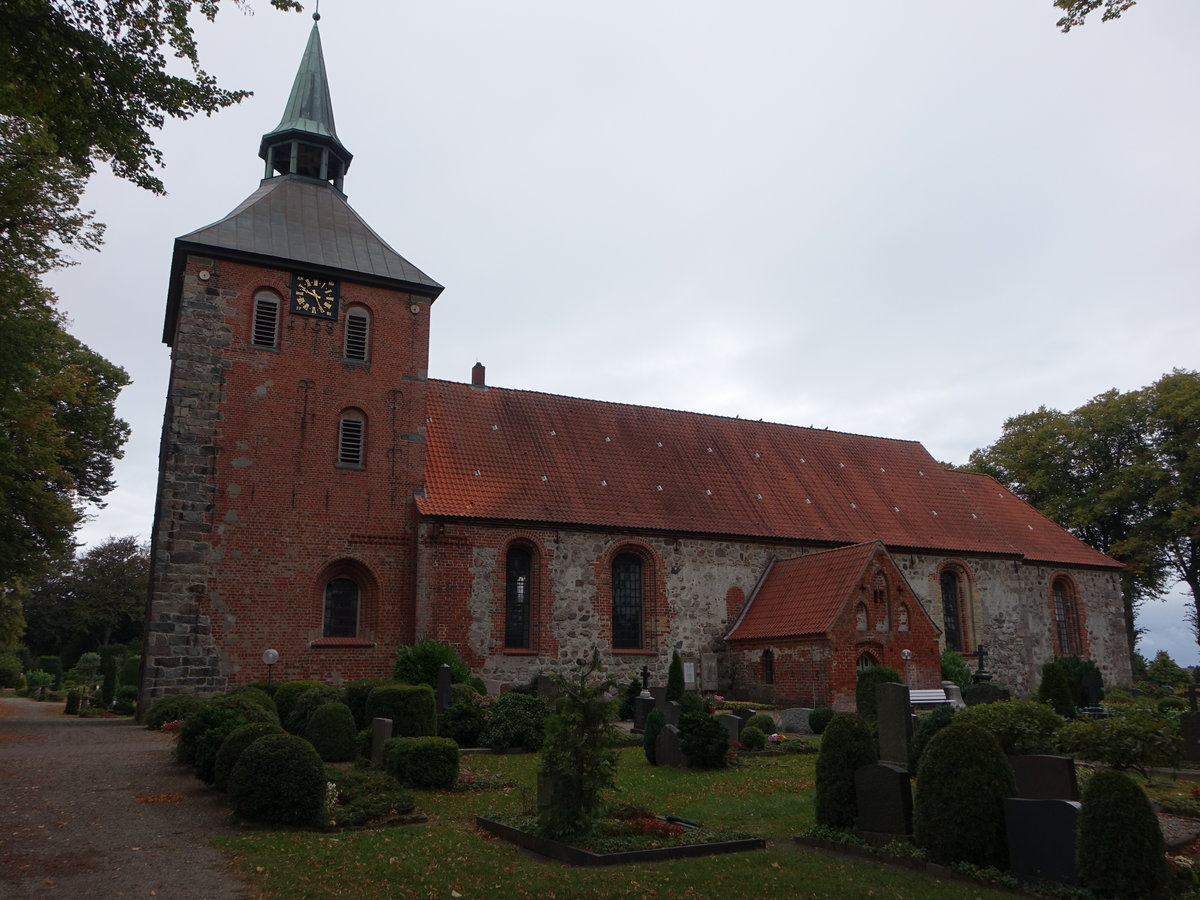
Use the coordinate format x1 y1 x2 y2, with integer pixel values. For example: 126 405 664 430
612 552 643 649
505 545 533 649
1052 577 1080 655
344 306 370 361
940 568 965 651
762 648 775 685
323 577 359 637
338 409 366 467
252 291 279 348
856 652 878 674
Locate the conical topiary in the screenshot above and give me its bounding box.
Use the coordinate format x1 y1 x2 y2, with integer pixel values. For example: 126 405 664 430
814 712 877 829
666 651 684 702
1078 769 1168 898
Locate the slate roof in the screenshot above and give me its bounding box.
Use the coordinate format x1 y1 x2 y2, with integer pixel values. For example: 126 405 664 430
725 542 882 641
418 380 1120 569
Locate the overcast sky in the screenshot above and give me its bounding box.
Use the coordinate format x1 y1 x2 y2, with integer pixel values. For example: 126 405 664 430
45 1 1200 666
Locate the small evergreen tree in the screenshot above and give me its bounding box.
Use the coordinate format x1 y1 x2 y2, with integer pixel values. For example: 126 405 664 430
1037 660 1077 718
814 713 877 829
666 650 684 702
1078 769 1169 898
679 712 729 770
855 665 902 722
393 639 471 689
1144 649 1190 690
939 649 971 691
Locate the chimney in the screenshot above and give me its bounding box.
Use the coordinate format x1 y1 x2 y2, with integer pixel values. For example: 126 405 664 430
471 361 486 388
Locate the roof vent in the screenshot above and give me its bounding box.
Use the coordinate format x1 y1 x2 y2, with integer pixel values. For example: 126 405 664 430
471 362 486 388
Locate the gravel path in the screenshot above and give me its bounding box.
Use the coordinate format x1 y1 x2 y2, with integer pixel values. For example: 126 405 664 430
0 696 250 899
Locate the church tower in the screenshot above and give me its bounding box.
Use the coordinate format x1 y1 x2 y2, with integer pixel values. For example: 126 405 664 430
142 19 442 701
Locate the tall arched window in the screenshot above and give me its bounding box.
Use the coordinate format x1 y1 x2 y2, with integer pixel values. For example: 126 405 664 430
344 306 370 361
612 552 643 649
323 577 359 637
762 648 775 685
338 409 366 467
940 569 964 651
1052 577 1080 655
505 545 533 649
252 291 279 348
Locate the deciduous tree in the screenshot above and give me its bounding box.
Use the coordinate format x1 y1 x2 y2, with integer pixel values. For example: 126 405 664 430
1054 0 1137 32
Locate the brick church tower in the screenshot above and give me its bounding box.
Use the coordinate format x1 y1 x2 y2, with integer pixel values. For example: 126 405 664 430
141 20 442 702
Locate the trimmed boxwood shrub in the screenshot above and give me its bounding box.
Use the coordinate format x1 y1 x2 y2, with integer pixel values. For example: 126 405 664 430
271 680 323 730
666 651 685 702
808 706 834 735
145 692 207 730
228 733 328 826
914 722 1014 868
940 648 972 691
214 721 282 791
179 700 278 784
1036 660 1077 718
814 713 877 829
1078 769 1168 898
617 678 642 720
479 692 548 751
643 708 666 765
240 680 277 697
64 687 82 715
1056 711 1183 777
740 725 766 751
224 686 277 718
855 665 902 722
118 655 140 687
38 656 62 689
744 713 776 735
908 703 956 772
383 736 460 789
212 691 281 727
305 701 358 762
393 639 470 689
365 683 437 737
285 684 345 735
440 701 485 748
113 685 137 714
954 698 1060 755
344 678 389 730
680 711 729 769
962 682 1010 706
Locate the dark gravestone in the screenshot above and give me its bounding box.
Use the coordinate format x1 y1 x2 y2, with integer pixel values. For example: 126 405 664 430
656 724 687 768
1181 711 1200 762
779 708 813 734
876 682 912 766
1004 798 1081 885
665 700 682 728
733 708 755 725
718 713 742 747
370 717 393 768
632 695 656 733
436 663 452 712
1009 755 1080 801
649 686 668 710
854 764 913 843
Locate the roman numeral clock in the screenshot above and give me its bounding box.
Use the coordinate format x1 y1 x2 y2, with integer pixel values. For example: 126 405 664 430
290 274 340 318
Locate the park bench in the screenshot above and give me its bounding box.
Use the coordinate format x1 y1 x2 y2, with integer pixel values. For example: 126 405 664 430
909 688 950 709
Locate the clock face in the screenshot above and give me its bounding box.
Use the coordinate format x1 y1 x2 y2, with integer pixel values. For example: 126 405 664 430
290 275 340 319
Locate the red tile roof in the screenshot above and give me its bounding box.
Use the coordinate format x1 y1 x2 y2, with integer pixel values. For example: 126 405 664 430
726 542 881 641
418 381 1118 569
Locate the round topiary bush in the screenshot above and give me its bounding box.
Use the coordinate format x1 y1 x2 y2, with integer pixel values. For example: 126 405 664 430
285 684 345 735
179 700 278 785
1037 660 1077 718
914 722 1014 868
808 706 834 735
954 698 1061 755
643 707 666 765
440 701 485 748
271 680 323 730
744 713 776 735
962 682 1010 706
305 701 358 762
856 665 903 722
64 688 82 715
223 686 278 718
908 703 956 772
214 721 282 791
393 639 470 689
211 691 281 727
365 683 437 737
383 736 460 789
344 678 388 730
479 692 548 751
228 733 328 826
680 711 729 769
1078 769 1168 898
145 693 207 730
740 725 766 751
814 713 877 829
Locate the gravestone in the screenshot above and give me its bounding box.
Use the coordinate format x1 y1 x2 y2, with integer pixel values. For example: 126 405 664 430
941 681 966 709
650 685 668 710
632 695 656 733
854 763 913 843
436 663 452 712
656 724 687 768
779 708 813 734
700 653 719 692
1009 755 1079 801
665 700 682 728
1004 798 1081 885
733 708 756 725
875 682 912 766
370 717 393 768
718 713 742 747
1180 711 1200 762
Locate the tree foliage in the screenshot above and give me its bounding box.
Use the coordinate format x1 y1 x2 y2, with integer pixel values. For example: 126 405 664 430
968 371 1200 651
1054 0 1137 32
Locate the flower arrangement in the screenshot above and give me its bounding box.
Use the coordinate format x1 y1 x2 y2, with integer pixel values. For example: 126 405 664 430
160 719 184 733
624 817 686 839
768 732 784 744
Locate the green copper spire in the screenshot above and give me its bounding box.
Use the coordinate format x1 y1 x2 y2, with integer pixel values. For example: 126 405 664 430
259 17 353 191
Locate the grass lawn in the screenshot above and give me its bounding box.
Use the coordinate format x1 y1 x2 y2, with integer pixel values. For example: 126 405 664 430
216 746 1012 899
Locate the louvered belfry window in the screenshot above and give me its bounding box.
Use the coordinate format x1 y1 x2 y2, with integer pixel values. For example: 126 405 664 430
252 292 279 347
338 411 365 466
344 307 369 361
612 552 643 649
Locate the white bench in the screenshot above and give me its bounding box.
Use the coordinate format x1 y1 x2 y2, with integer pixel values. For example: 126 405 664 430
909 688 950 709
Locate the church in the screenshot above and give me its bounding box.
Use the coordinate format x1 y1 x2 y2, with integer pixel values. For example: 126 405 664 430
140 22 1132 711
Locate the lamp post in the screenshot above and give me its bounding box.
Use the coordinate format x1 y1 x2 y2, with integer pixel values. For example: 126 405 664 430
901 648 912 684
262 648 279 684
